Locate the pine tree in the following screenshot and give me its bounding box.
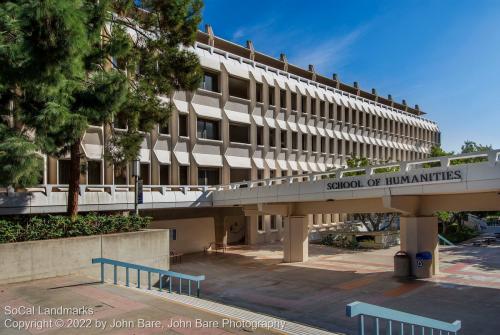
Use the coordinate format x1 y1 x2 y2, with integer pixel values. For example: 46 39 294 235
0 0 203 220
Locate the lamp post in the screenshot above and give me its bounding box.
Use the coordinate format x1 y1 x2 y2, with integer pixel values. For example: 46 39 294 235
132 159 140 215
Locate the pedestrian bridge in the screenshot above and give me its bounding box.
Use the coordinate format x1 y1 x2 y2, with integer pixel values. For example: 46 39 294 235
1 150 499 216
2 150 500 275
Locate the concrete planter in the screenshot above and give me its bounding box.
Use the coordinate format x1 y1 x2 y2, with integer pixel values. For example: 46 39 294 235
0 229 169 285
354 230 400 249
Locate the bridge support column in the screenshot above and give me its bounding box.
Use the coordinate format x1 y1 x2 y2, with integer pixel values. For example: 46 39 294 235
400 216 439 277
283 216 309 263
245 215 258 245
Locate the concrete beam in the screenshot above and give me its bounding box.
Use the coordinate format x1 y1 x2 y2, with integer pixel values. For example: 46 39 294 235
291 198 390 215
417 192 500 215
243 203 291 216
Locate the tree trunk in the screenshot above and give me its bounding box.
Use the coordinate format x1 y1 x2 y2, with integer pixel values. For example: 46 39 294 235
67 140 81 221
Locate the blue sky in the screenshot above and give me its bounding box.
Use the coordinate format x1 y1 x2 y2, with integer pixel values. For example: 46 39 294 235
201 0 500 152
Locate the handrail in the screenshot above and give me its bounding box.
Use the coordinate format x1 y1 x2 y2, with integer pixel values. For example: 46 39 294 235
346 301 461 334
438 234 455 246
218 149 500 190
92 258 205 297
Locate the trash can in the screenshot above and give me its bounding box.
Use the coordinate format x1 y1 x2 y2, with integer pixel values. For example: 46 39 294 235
394 251 411 278
415 251 433 278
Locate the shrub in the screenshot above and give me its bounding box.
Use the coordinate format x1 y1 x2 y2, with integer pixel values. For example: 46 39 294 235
442 223 479 243
0 214 151 243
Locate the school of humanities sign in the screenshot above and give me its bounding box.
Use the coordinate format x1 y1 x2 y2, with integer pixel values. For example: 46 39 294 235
326 170 462 191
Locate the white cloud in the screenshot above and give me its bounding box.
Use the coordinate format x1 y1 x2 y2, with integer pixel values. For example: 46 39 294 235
289 25 367 73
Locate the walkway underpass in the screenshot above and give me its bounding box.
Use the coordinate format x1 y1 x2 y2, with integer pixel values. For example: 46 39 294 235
169 242 500 335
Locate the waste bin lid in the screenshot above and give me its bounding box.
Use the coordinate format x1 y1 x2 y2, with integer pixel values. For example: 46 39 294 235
394 251 409 257
416 251 432 260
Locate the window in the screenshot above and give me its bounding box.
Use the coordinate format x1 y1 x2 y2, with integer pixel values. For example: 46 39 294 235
160 165 169 185
114 164 128 185
228 76 249 99
270 216 277 230
329 104 334 120
280 89 286 108
311 98 317 115
87 160 102 184
257 169 264 180
280 130 287 149
291 93 297 111
336 105 342 121
197 118 220 140
301 96 307 113
302 134 307 151
338 139 343 155
256 126 264 146
159 122 169 135
230 168 251 183
256 83 263 103
201 71 219 92
58 160 71 184
140 163 150 184
352 111 357 125
269 128 276 147
229 123 250 144
179 166 188 185
312 135 318 152
330 138 335 154
321 137 326 153
170 228 177 241
268 86 275 106
258 216 264 231
344 108 350 123
198 168 219 185
320 101 325 118
179 114 188 137
292 132 298 150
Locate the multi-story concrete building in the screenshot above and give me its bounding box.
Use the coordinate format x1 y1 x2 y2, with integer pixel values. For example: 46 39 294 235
44 26 441 246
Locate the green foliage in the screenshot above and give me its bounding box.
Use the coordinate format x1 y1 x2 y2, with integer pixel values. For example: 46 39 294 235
0 0 203 217
321 233 359 249
441 223 478 244
0 124 43 187
0 213 151 243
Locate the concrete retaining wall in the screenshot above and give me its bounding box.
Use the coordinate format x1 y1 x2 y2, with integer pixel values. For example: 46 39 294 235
0 229 169 285
150 218 214 254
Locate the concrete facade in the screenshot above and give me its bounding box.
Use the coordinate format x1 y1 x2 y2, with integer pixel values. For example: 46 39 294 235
0 230 169 285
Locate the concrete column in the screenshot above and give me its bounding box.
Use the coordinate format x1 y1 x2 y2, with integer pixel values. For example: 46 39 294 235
245 215 258 245
400 216 439 276
214 215 228 245
283 216 309 263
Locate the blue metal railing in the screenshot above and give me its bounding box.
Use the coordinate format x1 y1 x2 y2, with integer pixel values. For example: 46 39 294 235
92 258 205 297
438 234 455 246
346 301 461 335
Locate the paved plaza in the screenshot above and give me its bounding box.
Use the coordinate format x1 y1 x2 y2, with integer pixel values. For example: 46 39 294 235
170 243 500 335
0 276 281 335
1 243 499 335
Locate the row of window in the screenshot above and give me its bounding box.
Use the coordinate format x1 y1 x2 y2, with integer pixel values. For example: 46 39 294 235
201 71 437 143
57 145 424 186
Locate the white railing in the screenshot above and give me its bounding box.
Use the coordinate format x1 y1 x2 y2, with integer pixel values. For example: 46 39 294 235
0 184 217 195
346 301 461 335
216 150 500 191
194 42 439 127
